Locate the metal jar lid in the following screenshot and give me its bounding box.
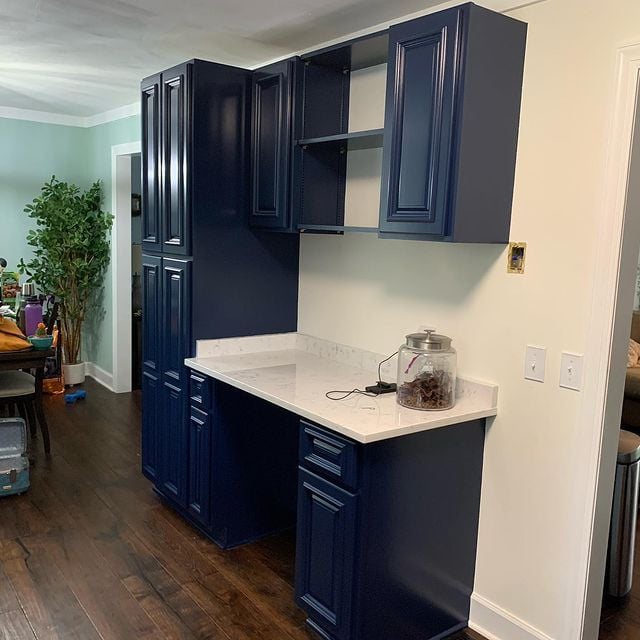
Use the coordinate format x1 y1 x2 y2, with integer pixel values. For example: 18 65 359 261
405 330 452 351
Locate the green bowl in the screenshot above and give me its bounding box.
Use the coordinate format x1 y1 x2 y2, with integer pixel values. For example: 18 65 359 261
28 335 53 350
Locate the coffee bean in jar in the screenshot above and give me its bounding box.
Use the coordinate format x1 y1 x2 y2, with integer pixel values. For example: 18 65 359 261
396 331 457 411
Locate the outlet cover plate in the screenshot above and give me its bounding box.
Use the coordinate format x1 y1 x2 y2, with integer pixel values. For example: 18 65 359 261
560 352 583 391
525 345 546 383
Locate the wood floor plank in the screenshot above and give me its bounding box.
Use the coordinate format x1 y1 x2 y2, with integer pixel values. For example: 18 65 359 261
0 566 21 615
0 610 37 640
0 538 103 640
24 531 162 640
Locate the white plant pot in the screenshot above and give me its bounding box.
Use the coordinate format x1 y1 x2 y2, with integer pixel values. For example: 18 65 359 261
63 363 85 386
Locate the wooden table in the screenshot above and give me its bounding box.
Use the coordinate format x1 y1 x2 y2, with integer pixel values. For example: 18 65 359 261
0 348 53 454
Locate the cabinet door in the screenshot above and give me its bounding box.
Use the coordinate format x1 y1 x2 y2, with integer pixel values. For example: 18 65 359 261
160 381 188 506
295 469 357 640
141 371 160 481
162 258 191 386
379 8 462 237
161 63 191 254
250 59 298 230
188 406 212 526
141 74 161 252
141 254 162 373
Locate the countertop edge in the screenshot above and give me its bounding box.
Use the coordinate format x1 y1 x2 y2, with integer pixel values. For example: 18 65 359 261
185 356 497 444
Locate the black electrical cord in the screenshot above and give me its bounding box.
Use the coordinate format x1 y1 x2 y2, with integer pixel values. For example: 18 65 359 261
325 351 399 401
377 351 398 386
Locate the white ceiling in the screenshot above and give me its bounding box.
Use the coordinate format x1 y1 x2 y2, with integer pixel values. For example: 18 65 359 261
0 0 523 118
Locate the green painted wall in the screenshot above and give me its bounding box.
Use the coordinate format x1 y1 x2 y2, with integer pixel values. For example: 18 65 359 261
0 118 89 271
84 116 141 374
1 114 141 376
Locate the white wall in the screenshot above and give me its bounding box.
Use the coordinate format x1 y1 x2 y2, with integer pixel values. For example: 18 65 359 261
297 0 640 638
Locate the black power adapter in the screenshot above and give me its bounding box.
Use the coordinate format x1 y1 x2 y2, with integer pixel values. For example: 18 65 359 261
364 381 397 395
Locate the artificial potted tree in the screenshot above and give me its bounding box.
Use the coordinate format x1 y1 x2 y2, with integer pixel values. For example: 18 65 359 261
19 177 112 385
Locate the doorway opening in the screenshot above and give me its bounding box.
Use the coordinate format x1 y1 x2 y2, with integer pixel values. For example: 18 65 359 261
577 45 640 640
111 141 141 394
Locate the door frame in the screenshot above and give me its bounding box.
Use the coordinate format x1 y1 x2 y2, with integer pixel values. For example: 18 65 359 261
572 44 640 639
111 141 141 394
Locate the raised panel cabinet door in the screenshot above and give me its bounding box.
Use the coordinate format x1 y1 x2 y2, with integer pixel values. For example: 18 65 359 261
187 406 212 526
141 370 160 481
141 73 161 251
379 7 463 237
250 59 298 230
162 258 191 386
161 63 191 254
141 254 162 372
160 381 188 506
295 469 357 640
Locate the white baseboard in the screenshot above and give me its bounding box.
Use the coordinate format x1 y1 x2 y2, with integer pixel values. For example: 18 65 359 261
85 362 114 392
469 593 554 640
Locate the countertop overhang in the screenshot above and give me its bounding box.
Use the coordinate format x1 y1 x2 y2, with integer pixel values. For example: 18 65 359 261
185 333 498 444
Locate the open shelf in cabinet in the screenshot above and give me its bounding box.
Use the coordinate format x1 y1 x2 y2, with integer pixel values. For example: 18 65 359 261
295 32 388 234
297 129 384 151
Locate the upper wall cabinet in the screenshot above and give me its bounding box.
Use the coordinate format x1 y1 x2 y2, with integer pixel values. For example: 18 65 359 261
141 74 161 252
141 64 191 256
161 63 191 255
250 58 301 231
379 3 527 242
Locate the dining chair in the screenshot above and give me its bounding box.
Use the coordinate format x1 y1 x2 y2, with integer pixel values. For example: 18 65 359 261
0 370 50 454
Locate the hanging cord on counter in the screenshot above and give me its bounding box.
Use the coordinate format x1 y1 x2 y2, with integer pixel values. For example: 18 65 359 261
325 351 399 401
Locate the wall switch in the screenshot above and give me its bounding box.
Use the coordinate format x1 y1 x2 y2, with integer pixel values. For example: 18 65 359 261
559 352 583 391
524 346 546 383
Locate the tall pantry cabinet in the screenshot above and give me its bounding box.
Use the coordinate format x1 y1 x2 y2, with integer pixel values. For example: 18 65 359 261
140 59 299 507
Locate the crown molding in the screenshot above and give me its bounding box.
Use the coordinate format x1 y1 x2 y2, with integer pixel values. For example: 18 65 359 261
84 102 140 128
0 105 86 127
0 101 140 128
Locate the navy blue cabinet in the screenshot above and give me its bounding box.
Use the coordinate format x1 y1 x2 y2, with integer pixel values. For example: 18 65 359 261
161 63 191 255
141 74 161 252
140 58 299 537
141 254 161 373
160 381 188 506
188 405 212 526
296 468 357 640
380 9 460 237
250 58 300 231
141 370 160 481
379 4 526 242
141 253 162 482
161 258 191 385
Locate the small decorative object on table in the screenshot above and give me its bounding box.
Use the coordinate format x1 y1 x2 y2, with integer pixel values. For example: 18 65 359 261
28 322 53 350
396 330 457 411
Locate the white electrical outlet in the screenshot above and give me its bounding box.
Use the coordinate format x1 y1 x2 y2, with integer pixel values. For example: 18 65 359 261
524 346 546 383
560 352 583 391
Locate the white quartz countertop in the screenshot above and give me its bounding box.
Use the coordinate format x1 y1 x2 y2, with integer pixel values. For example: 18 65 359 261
185 333 498 444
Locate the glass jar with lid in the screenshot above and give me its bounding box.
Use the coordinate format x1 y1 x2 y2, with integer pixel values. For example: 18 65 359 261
396 330 457 411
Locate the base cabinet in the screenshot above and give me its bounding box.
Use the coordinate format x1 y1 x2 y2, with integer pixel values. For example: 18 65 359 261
141 371 160 481
295 469 357 640
187 405 212 526
160 381 188 507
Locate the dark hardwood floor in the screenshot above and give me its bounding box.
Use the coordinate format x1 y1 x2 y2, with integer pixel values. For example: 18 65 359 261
0 378 485 640
599 511 640 640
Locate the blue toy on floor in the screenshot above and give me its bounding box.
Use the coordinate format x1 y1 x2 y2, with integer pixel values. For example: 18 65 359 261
64 389 86 405
0 418 29 497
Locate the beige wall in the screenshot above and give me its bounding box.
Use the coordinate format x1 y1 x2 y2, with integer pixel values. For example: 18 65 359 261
297 0 640 637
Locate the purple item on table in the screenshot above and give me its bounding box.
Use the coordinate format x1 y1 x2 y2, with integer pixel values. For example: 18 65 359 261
24 297 43 337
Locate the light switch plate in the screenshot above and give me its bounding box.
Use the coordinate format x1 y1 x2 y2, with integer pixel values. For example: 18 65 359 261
524 346 546 383
560 352 583 391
